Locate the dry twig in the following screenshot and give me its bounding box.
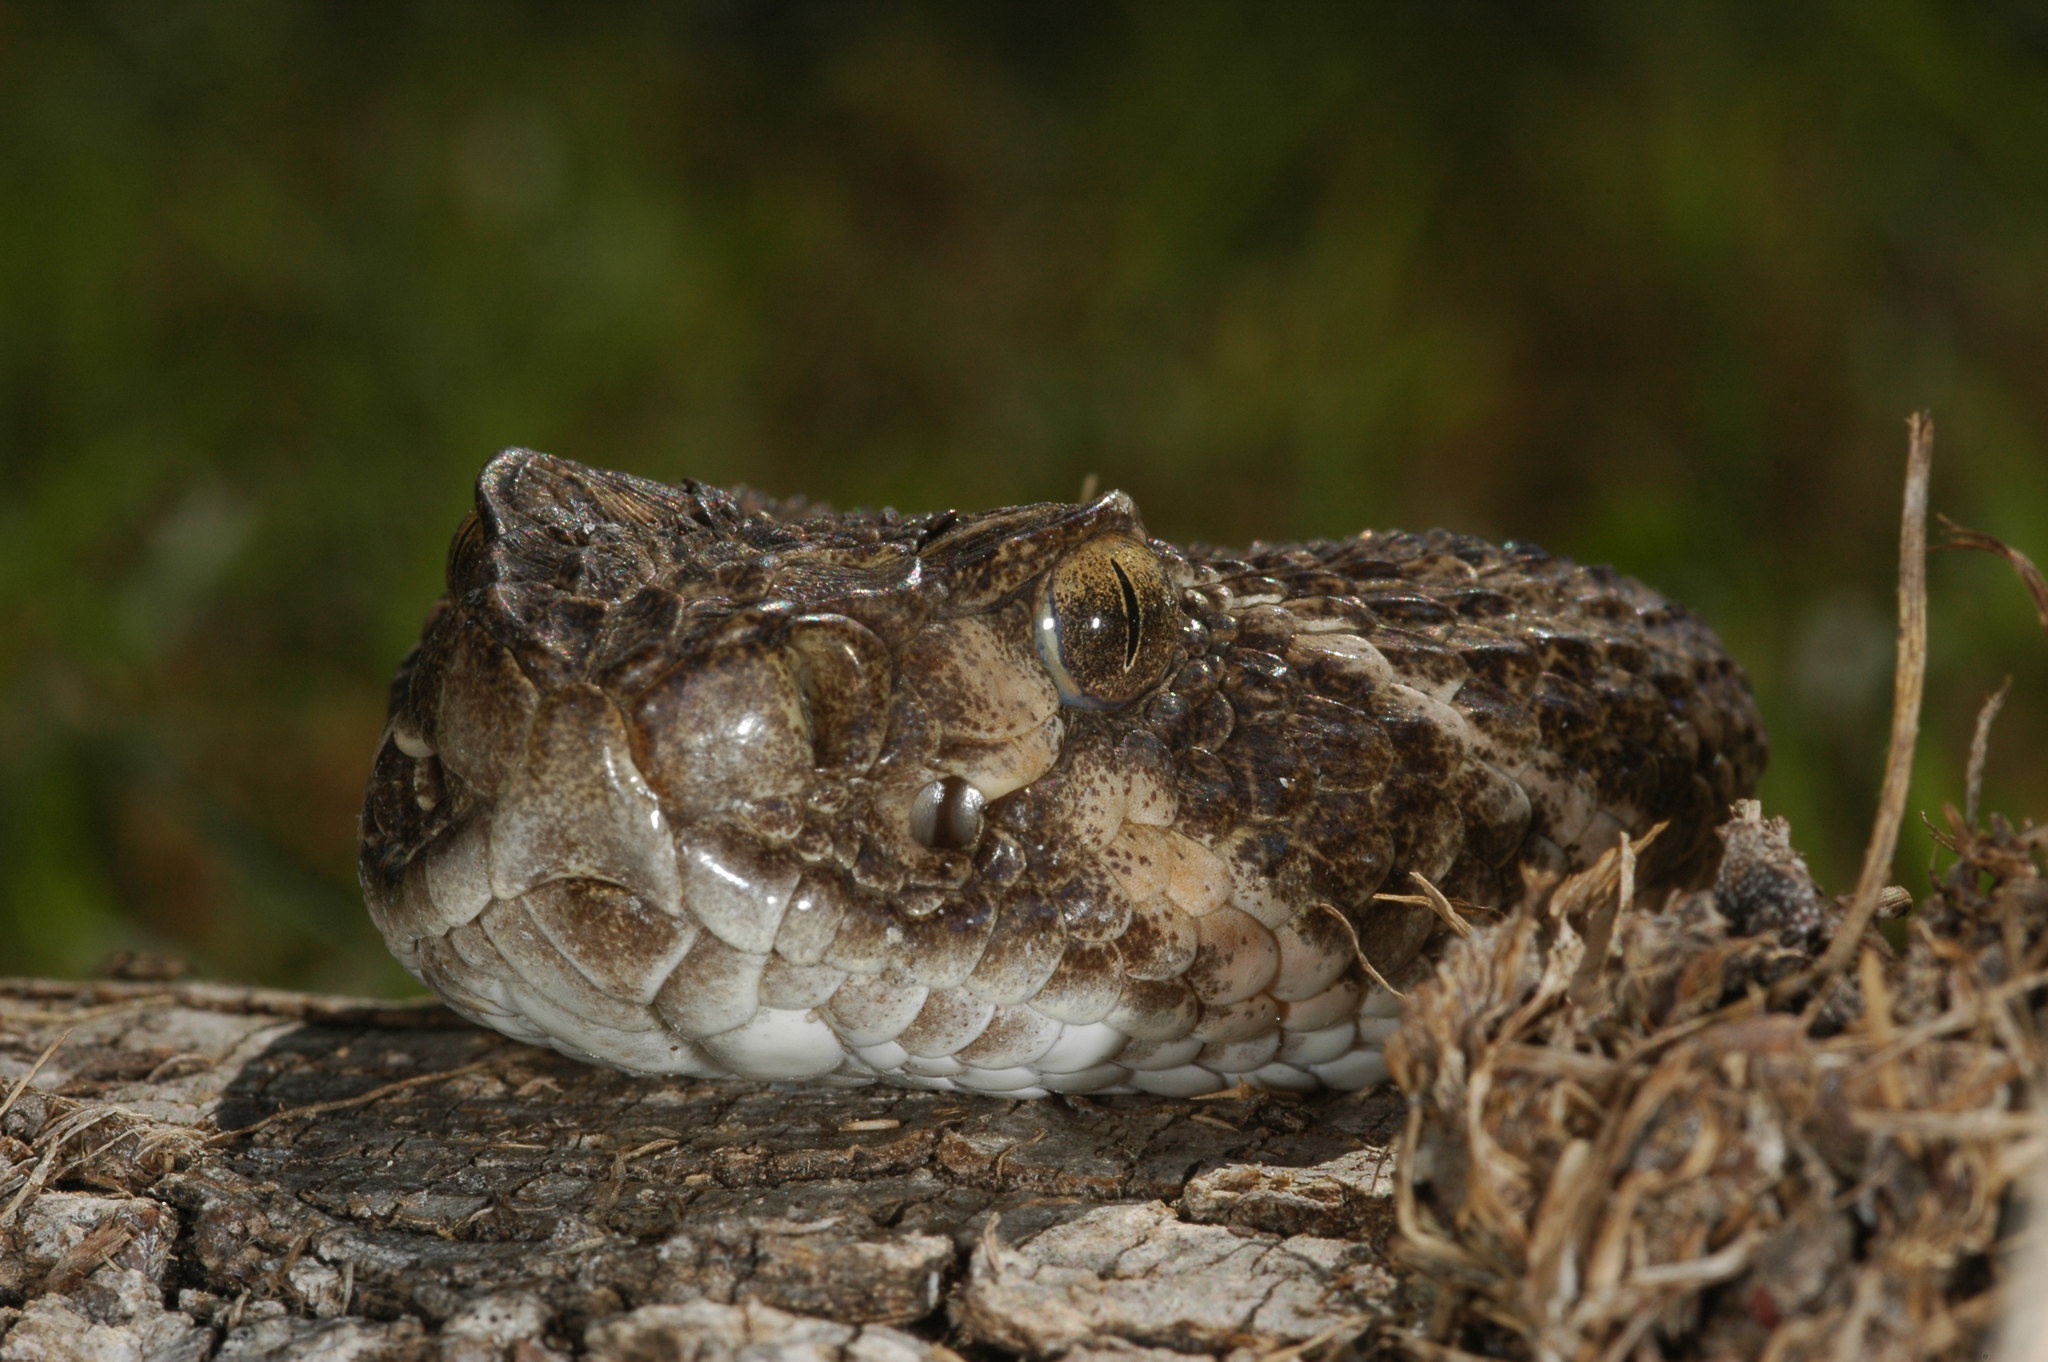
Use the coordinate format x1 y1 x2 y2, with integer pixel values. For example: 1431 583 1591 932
1817 411 1933 982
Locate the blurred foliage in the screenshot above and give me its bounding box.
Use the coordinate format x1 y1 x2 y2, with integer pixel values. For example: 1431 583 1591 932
2 1 2045 994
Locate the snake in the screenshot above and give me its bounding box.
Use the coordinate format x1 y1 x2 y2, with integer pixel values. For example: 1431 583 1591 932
359 450 1766 1097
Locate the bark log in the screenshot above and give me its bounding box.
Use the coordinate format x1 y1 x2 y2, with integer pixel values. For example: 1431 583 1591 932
0 979 1412 1361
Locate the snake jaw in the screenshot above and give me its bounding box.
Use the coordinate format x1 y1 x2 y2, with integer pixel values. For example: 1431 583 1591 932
361 450 1766 1095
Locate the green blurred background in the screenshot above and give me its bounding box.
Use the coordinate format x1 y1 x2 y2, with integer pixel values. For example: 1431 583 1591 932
4 2 2045 996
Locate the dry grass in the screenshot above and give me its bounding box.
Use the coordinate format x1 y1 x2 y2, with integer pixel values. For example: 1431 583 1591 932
1380 414 2048 1361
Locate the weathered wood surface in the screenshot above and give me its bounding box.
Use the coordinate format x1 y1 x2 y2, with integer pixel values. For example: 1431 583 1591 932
0 978 1412 1360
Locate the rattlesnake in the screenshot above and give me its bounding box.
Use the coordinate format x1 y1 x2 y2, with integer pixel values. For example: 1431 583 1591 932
359 450 1766 1096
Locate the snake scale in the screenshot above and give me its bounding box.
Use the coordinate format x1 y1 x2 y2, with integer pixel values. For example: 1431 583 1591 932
360 450 1766 1097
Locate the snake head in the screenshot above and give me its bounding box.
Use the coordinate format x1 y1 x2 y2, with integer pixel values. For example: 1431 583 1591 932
362 448 1763 1093
360 450 1246 1086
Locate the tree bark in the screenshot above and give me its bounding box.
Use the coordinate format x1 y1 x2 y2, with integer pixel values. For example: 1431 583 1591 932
0 978 1412 1360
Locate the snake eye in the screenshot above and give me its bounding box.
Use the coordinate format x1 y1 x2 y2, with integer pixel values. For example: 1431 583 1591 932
1033 536 1177 710
910 776 985 850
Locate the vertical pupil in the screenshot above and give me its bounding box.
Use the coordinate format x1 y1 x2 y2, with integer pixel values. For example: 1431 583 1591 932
942 780 981 847
1109 557 1140 670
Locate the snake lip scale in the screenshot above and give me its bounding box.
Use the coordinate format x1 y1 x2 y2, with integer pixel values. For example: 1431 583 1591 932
359 449 1766 1098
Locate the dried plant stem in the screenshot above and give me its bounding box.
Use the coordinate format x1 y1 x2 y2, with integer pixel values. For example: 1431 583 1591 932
1817 411 1933 982
0 1027 68 1122
1967 679 2012 829
1936 514 2048 640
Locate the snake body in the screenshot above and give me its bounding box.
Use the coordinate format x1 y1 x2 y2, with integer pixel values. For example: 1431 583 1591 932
360 451 1765 1096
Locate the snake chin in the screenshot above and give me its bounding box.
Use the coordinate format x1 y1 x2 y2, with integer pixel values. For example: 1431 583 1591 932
360 449 1766 1094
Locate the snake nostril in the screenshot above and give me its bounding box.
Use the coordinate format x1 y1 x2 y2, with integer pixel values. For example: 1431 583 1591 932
909 776 985 851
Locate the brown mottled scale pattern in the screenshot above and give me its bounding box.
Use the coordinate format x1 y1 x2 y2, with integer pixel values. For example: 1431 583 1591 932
359 450 1767 1096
